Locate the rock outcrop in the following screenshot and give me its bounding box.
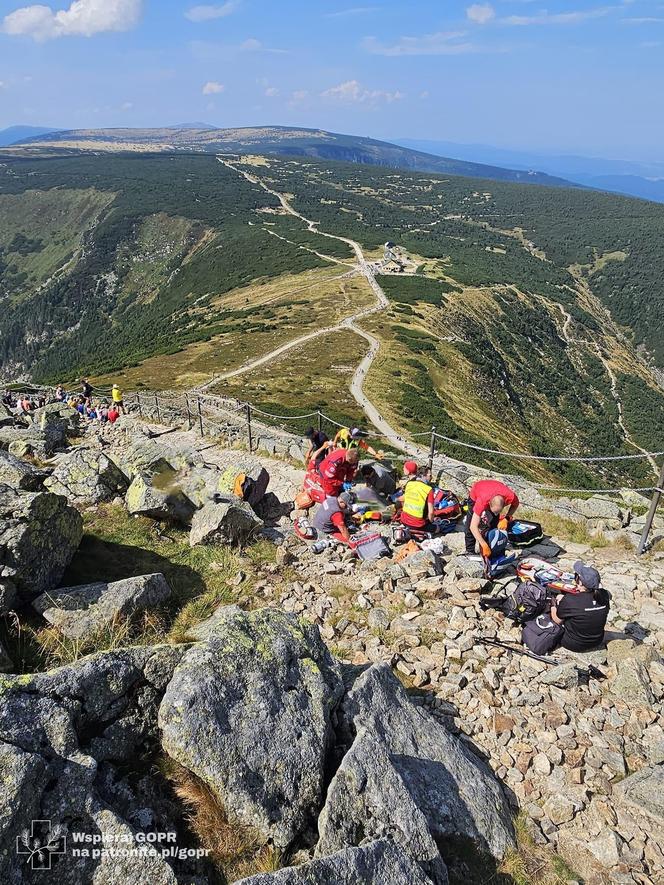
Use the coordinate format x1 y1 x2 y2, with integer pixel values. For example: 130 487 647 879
189 498 263 546
45 448 129 504
0 450 46 490
237 838 435 884
33 573 172 641
0 484 83 611
125 471 195 524
159 607 343 850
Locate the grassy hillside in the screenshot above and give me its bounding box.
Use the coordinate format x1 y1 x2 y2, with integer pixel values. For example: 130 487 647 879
0 150 662 489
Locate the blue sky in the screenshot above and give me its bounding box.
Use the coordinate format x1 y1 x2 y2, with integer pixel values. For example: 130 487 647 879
0 0 662 159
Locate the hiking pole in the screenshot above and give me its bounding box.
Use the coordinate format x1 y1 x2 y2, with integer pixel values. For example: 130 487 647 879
475 636 606 681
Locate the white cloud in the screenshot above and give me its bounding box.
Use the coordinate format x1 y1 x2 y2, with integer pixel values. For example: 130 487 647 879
202 80 224 94
503 6 613 26
3 0 142 41
185 3 237 23
467 4 495 25
321 79 404 104
240 37 262 50
0 81 6 90
325 6 378 17
121 101 133 110
363 31 475 56
290 89 309 102
264 86 279 97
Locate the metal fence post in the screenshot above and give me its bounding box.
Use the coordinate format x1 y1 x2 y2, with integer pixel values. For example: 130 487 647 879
196 397 204 435
429 424 437 474
185 395 192 430
137 393 142 417
246 403 253 453
154 394 160 422
638 460 664 554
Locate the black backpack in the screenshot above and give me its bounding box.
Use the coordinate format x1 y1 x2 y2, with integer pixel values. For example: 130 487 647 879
522 614 564 655
502 580 549 625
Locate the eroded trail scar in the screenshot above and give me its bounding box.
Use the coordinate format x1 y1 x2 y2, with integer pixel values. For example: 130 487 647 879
210 157 431 460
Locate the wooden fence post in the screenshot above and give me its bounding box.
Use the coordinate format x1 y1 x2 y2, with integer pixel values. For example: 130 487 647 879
429 425 437 475
137 394 142 417
317 410 323 433
197 397 204 435
185 395 192 430
638 460 664 554
154 394 160 422
246 403 253 453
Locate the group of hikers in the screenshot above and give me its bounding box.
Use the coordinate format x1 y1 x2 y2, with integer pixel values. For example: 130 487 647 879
3 379 126 425
298 425 610 657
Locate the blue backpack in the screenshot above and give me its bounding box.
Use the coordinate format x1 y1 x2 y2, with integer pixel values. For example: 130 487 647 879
484 528 518 578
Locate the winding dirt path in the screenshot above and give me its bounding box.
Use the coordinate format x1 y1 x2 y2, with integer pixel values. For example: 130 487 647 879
202 157 433 460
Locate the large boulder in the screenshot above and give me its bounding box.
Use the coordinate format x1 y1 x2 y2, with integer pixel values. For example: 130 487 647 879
158 607 343 850
32 401 80 435
236 839 434 885
0 638 12 673
0 484 83 611
316 664 514 878
0 450 46 491
125 471 195 524
33 573 172 641
45 448 129 504
0 424 65 458
189 498 263 547
0 645 202 885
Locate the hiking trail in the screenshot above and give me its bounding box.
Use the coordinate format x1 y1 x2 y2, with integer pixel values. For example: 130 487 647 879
196 157 434 462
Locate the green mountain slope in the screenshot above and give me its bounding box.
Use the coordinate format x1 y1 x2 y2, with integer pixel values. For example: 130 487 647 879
12 125 573 188
0 150 662 490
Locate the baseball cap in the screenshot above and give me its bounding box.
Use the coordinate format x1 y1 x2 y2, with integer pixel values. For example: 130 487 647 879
339 491 356 506
404 460 417 474
573 561 601 590
349 427 364 439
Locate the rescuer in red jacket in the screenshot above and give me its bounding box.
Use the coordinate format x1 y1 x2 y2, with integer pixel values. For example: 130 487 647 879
318 447 360 497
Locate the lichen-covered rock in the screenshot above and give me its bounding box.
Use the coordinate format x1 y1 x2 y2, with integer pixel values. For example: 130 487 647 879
45 448 129 504
316 664 514 874
0 450 46 491
236 839 435 885
159 608 343 850
0 645 189 885
189 498 263 546
125 471 195 524
0 424 65 457
33 573 172 641
32 401 80 435
0 483 83 611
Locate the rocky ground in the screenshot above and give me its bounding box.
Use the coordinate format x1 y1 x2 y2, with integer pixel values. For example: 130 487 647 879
0 405 663 884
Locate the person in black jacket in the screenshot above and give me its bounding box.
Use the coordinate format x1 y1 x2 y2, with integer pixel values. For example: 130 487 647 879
550 561 610 652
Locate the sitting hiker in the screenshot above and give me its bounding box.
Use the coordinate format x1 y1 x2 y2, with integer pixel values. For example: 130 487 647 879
311 492 354 544
54 384 67 402
392 459 419 507
304 426 330 468
107 405 120 424
99 403 109 424
400 466 436 532
318 447 359 497
333 426 383 459
465 478 520 557
360 462 397 500
550 561 610 652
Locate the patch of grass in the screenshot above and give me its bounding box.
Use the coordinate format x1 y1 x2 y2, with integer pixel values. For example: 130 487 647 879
522 509 607 547
33 610 168 669
161 758 282 883
245 540 277 568
499 813 578 885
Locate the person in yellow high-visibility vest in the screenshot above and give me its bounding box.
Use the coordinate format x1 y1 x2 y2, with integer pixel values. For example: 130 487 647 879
399 465 435 531
111 384 125 415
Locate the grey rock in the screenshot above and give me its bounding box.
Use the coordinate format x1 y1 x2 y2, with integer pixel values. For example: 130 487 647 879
45 448 129 504
0 484 83 610
0 449 47 490
614 764 664 827
33 573 172 641
0 424 65 457
611 659 653 707
237 838 434 884
403 549 445 579
0 645 187 885
32 401 81 435
446 555 486 579
0 579 17 613
0 638 12 673
125 471 195 524
159 608 343 850
189 498 263 546
317 663 514 874
538 663 579 689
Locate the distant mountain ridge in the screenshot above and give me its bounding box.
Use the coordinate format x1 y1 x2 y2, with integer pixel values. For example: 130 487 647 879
395 138 664 204
6 125 575 188
0 125 60 146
